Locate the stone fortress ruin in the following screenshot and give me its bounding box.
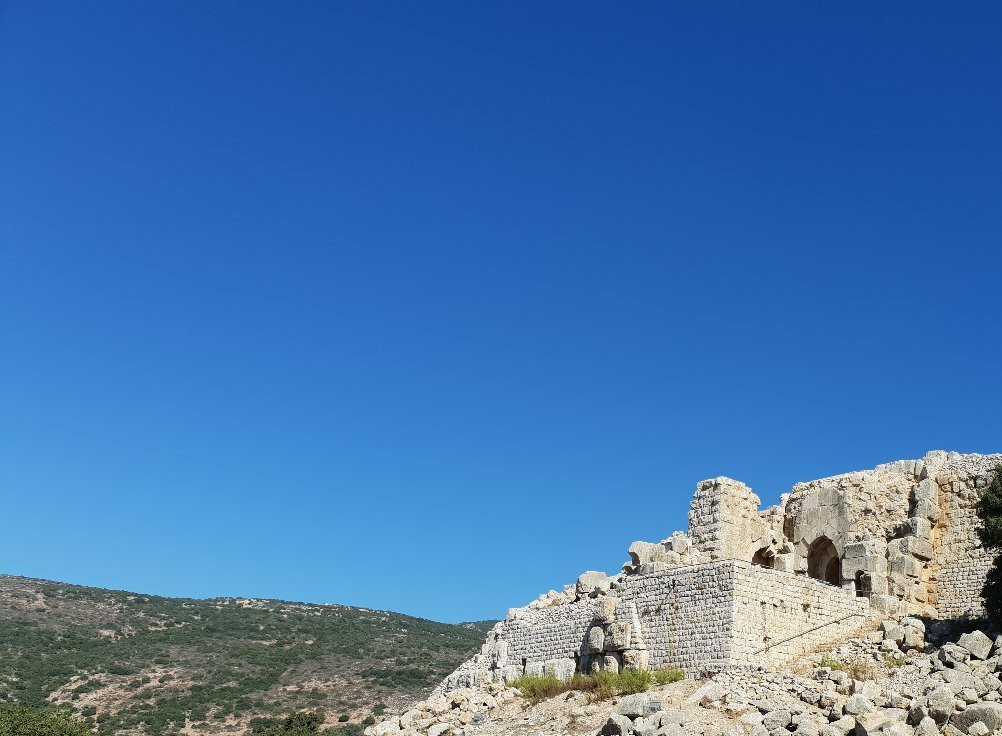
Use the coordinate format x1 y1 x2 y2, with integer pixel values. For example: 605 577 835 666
439 451 1001 692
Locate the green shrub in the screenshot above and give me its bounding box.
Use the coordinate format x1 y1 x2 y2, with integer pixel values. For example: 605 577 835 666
510 674 569 702
653 668 684 685
978 464 1002 624
511 669 656 703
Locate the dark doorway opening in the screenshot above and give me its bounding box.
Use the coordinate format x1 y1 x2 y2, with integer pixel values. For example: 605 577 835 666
807 537 840 586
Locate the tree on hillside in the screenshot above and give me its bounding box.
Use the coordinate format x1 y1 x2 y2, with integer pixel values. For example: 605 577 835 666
977 463 1002 624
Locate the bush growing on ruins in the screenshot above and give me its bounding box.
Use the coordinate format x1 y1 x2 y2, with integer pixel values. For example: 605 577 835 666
511 669 656 703
977 464 1002 624
653 668 685 685
510 674 576 702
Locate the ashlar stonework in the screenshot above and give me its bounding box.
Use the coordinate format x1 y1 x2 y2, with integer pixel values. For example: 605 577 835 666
438 451 1002 692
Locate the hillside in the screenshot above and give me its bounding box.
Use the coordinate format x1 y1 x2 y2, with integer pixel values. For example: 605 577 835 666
0 575 493 736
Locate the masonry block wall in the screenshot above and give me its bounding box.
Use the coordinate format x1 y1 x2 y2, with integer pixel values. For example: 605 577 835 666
729 562 870 668
933 453 1001 619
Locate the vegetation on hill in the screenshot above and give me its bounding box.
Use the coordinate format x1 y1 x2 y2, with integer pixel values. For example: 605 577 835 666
0 576 492 736
0 705 90 736
978 463 1002 624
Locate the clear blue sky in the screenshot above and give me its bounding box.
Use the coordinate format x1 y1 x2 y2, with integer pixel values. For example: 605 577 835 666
1 2 1000 623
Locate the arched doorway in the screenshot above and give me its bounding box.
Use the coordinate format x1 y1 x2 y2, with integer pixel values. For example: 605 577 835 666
752 547 773 568
807 537 840 586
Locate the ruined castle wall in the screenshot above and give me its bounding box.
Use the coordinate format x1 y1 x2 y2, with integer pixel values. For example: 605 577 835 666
497 562 871 679
729 562 869 668
618 561 736 672
933 454 1002 620
501 598 599 668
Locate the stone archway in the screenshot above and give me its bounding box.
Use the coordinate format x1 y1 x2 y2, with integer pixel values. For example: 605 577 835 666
807 536 840 586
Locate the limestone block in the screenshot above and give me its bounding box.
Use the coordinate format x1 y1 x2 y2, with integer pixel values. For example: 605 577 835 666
576 571 609 597
524 661 544 677
902 626 925 651
927 686 954 725
881 621 905 646
599 713 632 735
959 631 994 661
602 653 620 673
503 664 522 682
773 552 796 573
665 531 691 554
629 541 667 568
844 695 874 716
586 626 605 654
543 658 575 681
908 517 933 540
622 648 649 670
618 693 658 717
606 622 631 650
854 711 910 736
951 703 1002 734
763 710 793 731
889 555 922 578
914 478 940 504
940 643 971 668
899 537 934 561
912 498 940 522
595 597 620 624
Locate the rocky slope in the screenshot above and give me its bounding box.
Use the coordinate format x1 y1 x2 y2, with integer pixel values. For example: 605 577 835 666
363 619 1002 736
0 575 492 735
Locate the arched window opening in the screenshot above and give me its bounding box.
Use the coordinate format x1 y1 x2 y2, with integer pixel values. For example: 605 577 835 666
752 547 773 568
807 537 840 586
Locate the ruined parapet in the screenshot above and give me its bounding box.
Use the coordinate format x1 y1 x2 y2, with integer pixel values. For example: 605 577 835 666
689 477 773 561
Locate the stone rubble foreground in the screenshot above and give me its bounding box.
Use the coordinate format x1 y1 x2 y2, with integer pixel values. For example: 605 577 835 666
366 623 1002 736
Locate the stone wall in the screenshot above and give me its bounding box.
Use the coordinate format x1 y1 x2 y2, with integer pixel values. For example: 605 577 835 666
933 453 1002 619
729 562 870 667
618 562 735 672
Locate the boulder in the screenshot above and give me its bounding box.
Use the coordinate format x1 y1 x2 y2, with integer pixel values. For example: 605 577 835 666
619 693 659 717
951 703 1002 734
958 632 994 661
845 696 875 716
854 712 909 736
368 720 401 736
882 621 905 645
600 713 634 735
940 644 971 668
830 716 857 735
927 685 955 725
914 717 939 736
763 709 793 731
